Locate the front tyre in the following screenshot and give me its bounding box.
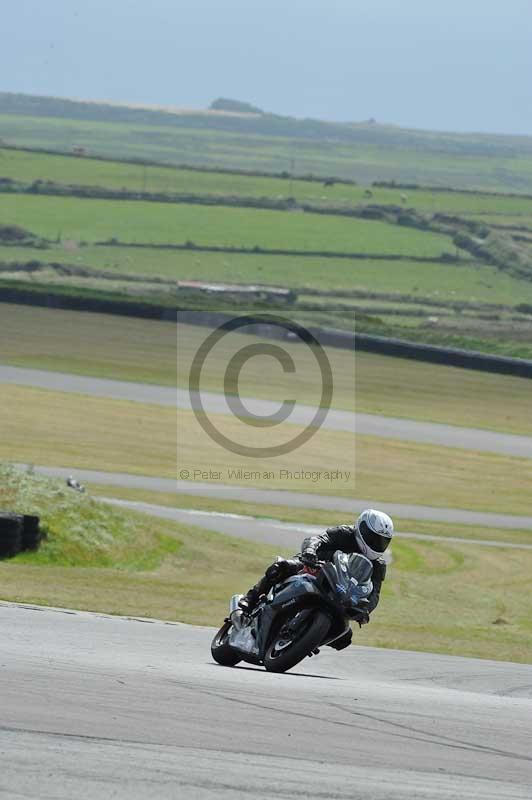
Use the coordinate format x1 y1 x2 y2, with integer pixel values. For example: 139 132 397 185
264 610 330 673
211 620 242 666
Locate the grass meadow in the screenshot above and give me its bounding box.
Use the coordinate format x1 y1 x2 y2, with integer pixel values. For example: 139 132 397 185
0 193 455 256
3 146 532 217
2 144 532 359
466 214 532 230
6 244 532 306
3 113 532 192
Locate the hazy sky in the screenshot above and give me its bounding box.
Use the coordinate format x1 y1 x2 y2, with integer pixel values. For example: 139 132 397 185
3 0 531 135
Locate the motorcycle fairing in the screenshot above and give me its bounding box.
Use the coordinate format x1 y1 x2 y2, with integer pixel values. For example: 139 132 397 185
255 574 332 657
270 573 321 606
257 572 353 658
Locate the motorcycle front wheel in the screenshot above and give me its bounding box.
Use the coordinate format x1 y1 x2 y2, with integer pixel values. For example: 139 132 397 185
264 610 330 673
211 620 242 666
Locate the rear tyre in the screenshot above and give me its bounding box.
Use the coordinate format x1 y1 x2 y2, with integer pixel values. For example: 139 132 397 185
264 610 330 673
211 620 242 666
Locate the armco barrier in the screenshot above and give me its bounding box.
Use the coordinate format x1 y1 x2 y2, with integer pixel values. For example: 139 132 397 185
2 289 532 379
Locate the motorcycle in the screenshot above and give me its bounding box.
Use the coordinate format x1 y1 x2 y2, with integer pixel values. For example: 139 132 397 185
211 551 373 673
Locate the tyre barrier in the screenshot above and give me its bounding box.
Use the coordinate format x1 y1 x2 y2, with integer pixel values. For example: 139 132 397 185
0 513 23 559
22 514 42 551
353 332 532 379
3 290 532 379
0 512 42 559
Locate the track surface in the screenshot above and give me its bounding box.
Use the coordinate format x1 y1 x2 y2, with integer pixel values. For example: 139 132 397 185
26 464 532 529
1 602 531 799
3 364 532 457
100 498 532 551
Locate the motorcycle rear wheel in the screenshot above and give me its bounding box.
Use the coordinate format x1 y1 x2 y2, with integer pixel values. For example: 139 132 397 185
211 620 242 666
264 610 330 673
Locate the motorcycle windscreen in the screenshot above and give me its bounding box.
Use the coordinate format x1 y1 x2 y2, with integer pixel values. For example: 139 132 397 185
331 551 373 585
347 553 373 584
347 553 373 605
330 551 373 605
331 551 353 593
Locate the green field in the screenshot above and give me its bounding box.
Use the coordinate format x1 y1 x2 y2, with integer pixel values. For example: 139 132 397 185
2 141 532 358
3 105 532 192
466 214 532 229
4 146 532 217
0 193 455 257
1 465 530 663
1 120 532 355
5 242 532 307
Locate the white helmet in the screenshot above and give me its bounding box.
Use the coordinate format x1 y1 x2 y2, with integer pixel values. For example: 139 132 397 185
355 509 393 560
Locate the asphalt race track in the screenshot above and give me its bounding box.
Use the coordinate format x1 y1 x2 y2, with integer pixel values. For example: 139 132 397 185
100 497 532 552
22 464 532 529
4 364 532 458
1 602 531 800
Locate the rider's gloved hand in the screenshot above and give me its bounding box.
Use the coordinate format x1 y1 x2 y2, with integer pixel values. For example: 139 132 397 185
350 607 370 627
300 551 318 568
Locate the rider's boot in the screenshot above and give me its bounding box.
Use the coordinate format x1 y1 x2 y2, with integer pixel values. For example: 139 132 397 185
238 560 298 614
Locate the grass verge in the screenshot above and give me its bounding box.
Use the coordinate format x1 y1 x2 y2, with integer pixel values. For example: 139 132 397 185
0 464 276 621
0 303 177 385
2 305 532 434
0 464 181 570
372 539 532 664
3 384 532 513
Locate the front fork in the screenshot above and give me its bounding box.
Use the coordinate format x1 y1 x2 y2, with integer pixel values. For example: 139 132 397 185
228 593 245 629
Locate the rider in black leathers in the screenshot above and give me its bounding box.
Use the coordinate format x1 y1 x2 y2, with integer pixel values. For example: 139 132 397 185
239 509 393 649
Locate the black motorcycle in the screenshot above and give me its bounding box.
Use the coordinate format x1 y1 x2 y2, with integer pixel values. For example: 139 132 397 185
211 551 373 673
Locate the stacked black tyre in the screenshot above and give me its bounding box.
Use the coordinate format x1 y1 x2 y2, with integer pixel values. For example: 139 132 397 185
0 513 23 558
22 515 41 551
0 512 42 559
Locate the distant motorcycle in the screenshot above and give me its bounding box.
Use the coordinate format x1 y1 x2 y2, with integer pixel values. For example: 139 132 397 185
211 551 373 673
